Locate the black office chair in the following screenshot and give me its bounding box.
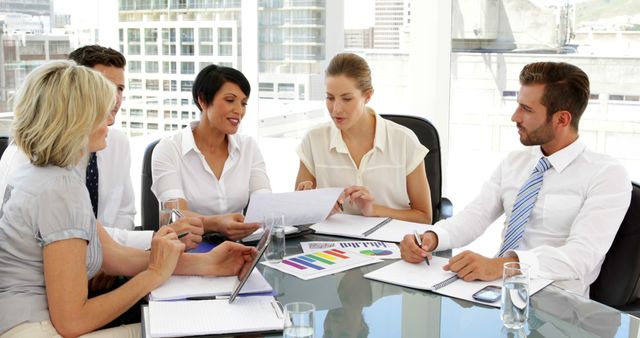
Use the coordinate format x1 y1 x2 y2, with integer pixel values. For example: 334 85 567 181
0 136 9 158
590 181 640 316
380 114 453 222
141 139 161 231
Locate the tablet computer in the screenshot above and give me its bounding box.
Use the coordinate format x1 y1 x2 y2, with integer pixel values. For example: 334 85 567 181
228 225 272 303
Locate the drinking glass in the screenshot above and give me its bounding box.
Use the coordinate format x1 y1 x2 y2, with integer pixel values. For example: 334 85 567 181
159 198 180 227
501 262 530 329
265 213 286 263
284 302 315 338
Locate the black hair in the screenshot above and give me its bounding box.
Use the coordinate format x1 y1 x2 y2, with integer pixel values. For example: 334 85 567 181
192 64 250 112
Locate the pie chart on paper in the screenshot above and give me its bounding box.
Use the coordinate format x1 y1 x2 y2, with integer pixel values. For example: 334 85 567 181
359 249 393 257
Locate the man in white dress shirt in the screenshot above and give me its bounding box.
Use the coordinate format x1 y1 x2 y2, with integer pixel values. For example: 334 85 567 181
400 62 632 297
0 45 202 251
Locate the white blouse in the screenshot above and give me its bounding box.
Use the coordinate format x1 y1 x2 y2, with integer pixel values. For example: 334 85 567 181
151 121 271 216
297 113 428 214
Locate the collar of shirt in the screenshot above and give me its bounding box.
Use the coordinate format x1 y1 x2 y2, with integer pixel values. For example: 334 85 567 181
532 137 586 173
328 112 388 154
180 121 240 158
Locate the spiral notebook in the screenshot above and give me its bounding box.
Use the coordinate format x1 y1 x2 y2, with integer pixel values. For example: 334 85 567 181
364 257 553 307
146 296 284 337
310 214 432 242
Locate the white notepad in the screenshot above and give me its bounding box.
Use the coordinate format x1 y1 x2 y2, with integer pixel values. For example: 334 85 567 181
311 214 432 242
364 257 553 307
148 296 284 337
150 270 272 301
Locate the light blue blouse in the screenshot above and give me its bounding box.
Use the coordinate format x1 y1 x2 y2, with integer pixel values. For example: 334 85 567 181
0 163 101 334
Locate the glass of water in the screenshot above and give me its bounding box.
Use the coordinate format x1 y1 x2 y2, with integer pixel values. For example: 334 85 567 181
265 213 286 263
284 302 315 338
159 198 180 227
501 262 530 329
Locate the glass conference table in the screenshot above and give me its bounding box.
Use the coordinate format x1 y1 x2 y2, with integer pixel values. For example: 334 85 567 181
252 233 640 338
143 232 640 338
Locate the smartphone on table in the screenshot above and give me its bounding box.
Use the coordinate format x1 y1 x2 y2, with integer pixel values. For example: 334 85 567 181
472 285 502 303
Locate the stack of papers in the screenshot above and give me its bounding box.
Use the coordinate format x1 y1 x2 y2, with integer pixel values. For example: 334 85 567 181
148 296 284 337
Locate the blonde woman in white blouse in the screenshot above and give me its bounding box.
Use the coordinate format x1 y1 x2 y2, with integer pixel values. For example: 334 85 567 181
296 53 432 224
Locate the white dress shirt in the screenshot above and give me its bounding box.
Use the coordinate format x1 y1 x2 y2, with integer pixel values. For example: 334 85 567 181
95 128 137 229
151 121 271 216
296 113 428 215
431 138 632 297
0 128 152 250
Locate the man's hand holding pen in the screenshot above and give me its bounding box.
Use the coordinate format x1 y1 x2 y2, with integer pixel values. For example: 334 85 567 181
400 231 438 264
413 230 430 266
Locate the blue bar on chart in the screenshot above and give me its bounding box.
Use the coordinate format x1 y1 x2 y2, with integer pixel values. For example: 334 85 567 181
339 241 388 249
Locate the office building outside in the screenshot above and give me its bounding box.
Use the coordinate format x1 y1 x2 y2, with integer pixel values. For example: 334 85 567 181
0 0 51 17
373 0 410 50
344 28 374 49
117 0 343 137
0 1 72 113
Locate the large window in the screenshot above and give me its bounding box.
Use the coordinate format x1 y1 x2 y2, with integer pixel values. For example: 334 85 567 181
4 0 636 231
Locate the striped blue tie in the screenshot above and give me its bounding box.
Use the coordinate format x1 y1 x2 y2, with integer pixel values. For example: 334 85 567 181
498 157 552 257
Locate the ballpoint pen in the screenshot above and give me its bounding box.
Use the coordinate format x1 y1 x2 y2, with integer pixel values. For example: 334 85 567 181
145 231 190 251
414 230 430 266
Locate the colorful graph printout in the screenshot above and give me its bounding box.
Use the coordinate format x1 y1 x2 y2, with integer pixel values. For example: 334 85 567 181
300 241 401 259
261 248 382 280
359 249 393 257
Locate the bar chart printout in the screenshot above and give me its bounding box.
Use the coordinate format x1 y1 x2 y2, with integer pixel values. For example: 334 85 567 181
300 241 401 259
261 248 382 280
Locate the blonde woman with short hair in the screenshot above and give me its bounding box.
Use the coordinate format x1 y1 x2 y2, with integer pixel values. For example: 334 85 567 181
0 61 256 337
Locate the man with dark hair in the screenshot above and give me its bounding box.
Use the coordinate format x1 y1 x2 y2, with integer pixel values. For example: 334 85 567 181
401 62 631 297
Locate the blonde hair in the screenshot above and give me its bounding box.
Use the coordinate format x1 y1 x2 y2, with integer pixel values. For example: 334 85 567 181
11 60 115 167
325 53 373 94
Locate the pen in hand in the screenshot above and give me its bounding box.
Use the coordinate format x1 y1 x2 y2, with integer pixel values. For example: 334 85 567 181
145 231 190 251
413 230 430 266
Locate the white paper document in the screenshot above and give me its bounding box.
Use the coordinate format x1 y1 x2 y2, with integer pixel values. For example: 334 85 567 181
311 214 432 242
364 257 553 307
150 270 273 301
148 296 284 337
244 188 342 225
242 225 298 242
301 241 401 259
262 248 382 280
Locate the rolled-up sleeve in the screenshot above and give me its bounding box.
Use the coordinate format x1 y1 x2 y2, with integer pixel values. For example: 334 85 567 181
151 138 186 202
35 176 95 246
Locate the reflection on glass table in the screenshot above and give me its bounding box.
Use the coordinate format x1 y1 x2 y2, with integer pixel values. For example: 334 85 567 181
255 234 640 338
